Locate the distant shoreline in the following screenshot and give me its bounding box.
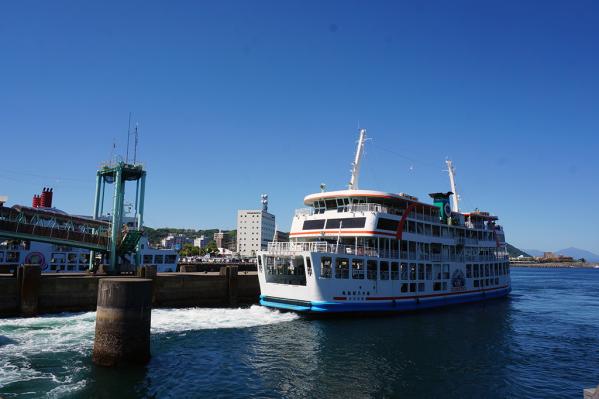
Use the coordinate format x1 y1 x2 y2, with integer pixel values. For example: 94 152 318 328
511 262 599 269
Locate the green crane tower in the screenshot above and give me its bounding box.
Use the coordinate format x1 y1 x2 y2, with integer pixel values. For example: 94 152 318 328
89 161 146 273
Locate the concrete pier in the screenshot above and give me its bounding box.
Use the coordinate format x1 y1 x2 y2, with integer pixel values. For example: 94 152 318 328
0 270 259 317
20 265 41 317
92 278 153 367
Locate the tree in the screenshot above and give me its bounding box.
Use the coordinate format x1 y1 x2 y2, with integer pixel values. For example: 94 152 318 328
179 243 200 257
205 240 219 255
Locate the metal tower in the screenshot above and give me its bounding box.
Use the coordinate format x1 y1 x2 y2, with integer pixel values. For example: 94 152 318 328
89 161 146 273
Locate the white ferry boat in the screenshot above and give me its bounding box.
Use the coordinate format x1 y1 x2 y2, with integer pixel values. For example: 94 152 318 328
257 129 511 313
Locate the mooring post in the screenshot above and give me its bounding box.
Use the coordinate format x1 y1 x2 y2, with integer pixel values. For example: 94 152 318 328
92 278 152 367
20 264 41 317
220 266 238 307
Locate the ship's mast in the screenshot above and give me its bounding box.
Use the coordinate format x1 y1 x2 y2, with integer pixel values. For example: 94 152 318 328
445 159 459 212
349 128 367 190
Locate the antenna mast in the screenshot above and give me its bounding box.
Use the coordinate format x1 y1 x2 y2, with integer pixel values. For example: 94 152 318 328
446 159 459 212
133 123 139 164
349 128 367 190
126 112 132 163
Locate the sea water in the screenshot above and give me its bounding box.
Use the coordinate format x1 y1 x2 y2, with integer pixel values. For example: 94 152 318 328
1 267 598 398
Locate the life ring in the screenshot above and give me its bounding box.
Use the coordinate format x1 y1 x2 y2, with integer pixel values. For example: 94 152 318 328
444 203 452 217
25 252 47 270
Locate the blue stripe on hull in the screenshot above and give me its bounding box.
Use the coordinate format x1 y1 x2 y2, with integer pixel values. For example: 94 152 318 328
260 287 511 314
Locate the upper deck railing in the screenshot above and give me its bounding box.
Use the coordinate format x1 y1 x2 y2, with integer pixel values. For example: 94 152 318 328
265 241 509 262
267 241 378 257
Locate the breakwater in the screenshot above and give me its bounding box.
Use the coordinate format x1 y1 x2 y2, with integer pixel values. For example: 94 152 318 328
0 265 259 318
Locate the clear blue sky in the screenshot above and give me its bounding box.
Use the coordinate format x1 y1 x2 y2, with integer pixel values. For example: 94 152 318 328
1 1 598 253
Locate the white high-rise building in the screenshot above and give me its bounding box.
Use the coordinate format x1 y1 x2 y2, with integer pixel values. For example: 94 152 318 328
237 195 275 257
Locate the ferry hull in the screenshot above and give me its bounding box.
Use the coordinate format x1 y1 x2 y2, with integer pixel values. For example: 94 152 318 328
260 285 511 314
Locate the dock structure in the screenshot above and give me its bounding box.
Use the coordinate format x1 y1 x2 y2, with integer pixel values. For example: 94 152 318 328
90 161 147 273
0 161 148 274
0 266 259 318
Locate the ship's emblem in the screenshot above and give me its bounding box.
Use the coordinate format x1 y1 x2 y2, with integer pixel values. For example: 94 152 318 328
25 252 47 270
451 269 465 291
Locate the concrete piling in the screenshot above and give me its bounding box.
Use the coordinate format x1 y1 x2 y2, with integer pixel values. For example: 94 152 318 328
92 278 152 367
180 264 198 273
220 266 238 307
20 265 41 317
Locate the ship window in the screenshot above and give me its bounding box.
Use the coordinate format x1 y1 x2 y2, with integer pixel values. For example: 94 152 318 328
409 263 416 280
352 259 365 280
410 283 416 293
335 258 349 279
143 255 153 264
379 261 389 280
400 263 408 280
466 264 472 278
367 260 377 280
433 282 442 291
154 255 164 264
326 218 366 229
418 283 425 292
474 280 480 288
320 257 332 278
443 264 450 279
391 262 399 280
416 223 424 235
418 264 424 280
473 264 479 278
407 221 415 233
401 283 408 293
306 256 312 276
442 282 447 290
426 264 432 280
165 255 177 264
7 252 19 262
325 199 337 210
303 220 325 230
0 252 3 262
495 277 499 285
376 218 399 231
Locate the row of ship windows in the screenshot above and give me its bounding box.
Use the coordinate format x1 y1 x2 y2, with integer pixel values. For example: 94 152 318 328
0 252 176 265
341 277 501 294
319 258 510 281
303 217 498 240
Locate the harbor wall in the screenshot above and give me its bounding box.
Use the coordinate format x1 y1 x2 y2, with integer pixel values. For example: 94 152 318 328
0 267 260 318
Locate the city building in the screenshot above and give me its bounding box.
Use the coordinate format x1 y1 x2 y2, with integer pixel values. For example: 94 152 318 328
213 230 229 249
236 195 275 257
161 234 193 250
193 235 209 249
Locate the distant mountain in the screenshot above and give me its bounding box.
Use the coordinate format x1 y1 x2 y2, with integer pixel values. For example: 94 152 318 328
506 244 531 258
523 249 545 257
556 247 599 262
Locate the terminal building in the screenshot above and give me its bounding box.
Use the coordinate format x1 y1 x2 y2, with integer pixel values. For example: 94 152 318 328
236 195 275 257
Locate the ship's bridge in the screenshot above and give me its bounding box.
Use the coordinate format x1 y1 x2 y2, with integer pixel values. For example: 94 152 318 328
291 189 503 243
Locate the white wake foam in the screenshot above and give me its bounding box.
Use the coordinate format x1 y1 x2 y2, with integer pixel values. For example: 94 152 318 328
151 305 299 333
0 306 298 394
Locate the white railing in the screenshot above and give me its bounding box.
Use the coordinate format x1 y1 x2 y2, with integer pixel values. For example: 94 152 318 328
267 241 379 257
294 208 314 217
